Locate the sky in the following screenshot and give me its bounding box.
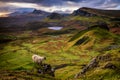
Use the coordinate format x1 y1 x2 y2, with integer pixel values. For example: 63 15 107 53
0 0 120 16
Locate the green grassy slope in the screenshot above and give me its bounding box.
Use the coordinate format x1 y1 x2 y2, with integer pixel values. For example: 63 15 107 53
77 49 120 80
0 26 120 79
66 27 120 50
0 14 120 80
66 27 120 80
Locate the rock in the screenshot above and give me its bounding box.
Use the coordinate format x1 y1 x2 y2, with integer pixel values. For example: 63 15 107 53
75 57 98 78
87 58 98 68
97 54 111 61
35 63 55 77
103 63 117 69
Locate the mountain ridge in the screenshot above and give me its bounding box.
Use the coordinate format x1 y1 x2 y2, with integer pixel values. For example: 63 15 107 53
72 7 120 17
9 8 50 17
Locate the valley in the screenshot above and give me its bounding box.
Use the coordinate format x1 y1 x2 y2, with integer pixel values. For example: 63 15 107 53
0 7 120 80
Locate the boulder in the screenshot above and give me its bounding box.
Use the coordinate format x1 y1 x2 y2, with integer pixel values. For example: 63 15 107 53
75 57 98 78
35 63 55 77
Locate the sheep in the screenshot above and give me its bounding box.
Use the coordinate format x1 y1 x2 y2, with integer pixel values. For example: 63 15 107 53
32 54 46 64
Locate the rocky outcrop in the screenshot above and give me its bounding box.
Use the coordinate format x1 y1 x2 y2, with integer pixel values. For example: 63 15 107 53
75 52 119 78
103 63 117 69
72 7 120 17
75 57 98 78
72 8 96 17
34 63 55 77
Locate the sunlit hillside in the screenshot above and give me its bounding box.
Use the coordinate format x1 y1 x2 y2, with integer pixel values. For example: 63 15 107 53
0 7 120 80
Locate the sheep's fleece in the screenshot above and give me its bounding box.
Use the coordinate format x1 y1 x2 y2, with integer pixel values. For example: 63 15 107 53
32 54 46 64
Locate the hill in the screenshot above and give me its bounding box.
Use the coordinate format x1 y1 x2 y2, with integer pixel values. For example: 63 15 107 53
66 26 120 79
72 7 120 18
9 8 50 17
66 26 120 51
47 13 64 19
0 9 50 28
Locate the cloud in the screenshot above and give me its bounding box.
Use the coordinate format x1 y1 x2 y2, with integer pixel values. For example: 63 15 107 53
63 0 83 2
96 0 120 9
0 2 15 12
0 0 42 3
0 0 120 15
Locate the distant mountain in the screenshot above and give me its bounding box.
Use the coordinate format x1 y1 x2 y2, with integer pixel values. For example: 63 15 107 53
47 13 64 19
1 9 51 26
9 12 29 17
9 8 34 16
72 8 96 17
72 7 120 18
32 9 49 15
9 8 50 17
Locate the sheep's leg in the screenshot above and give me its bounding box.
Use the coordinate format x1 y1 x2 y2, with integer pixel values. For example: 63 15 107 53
31 62 36 72
38 62 42 66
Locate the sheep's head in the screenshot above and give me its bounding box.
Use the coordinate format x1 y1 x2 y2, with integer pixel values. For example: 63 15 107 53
44 57 46 60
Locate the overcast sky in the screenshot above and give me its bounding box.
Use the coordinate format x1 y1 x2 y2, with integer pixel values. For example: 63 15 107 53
0 0 120 15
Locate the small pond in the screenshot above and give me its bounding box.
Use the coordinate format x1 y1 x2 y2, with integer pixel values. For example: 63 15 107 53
48 26 63 30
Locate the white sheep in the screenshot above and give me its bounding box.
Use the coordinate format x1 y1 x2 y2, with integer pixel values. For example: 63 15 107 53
32 54 46 64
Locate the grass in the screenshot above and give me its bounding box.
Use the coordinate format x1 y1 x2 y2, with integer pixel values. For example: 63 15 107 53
43 18 62 23
0 33 102 79
79 49 120 80
0 49 33 70
0 19 120 79
70 16 110 23
66 27 120 51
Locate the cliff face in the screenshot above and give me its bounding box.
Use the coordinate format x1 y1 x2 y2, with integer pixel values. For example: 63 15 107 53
72 7 120 17
72 7 96 17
